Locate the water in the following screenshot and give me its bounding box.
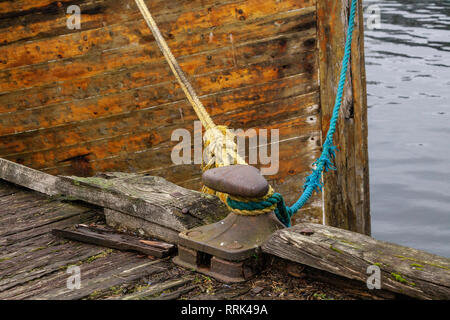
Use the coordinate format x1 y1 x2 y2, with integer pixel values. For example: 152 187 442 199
364 0 450 257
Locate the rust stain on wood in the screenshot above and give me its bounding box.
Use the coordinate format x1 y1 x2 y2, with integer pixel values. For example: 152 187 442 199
0 0 369 228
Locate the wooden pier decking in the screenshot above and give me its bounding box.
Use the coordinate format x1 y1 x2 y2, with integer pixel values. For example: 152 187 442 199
0 179 374 300
1 168 449 300
1 158 449 300
0 180 158 299
0 179 201 299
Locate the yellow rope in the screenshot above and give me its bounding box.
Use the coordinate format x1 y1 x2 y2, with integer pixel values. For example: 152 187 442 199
135 0 247 164
134 0 214 131
135 0 270 215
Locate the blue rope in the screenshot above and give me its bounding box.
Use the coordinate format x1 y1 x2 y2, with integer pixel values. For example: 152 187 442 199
227 0 358 227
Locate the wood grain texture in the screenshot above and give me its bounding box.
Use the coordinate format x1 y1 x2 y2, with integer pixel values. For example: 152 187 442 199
52 225 175 257
0 0 325 223
0 180 195 300
0 180 384 300
55 172 230 242
262 223 450 300
0 0 369 228
0 158 229 243
317 0 370 234
0 158 59 196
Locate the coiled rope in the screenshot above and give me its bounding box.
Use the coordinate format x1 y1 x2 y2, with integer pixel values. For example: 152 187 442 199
135 0 358 227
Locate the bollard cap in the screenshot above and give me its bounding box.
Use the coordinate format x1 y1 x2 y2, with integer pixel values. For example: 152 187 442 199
202 165 269 198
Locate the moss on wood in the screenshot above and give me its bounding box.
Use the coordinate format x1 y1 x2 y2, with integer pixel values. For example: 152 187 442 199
391 273 415 287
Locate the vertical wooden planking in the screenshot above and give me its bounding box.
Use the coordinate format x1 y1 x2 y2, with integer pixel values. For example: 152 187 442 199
317 0 370 234
352 0 371 235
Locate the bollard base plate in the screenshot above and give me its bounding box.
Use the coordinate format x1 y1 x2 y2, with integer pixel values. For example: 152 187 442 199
173 212 284 283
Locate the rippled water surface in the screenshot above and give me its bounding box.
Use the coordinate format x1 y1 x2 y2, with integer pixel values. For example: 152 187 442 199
364 0 450 256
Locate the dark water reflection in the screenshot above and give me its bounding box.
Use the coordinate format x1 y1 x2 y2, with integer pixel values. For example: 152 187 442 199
364 0 450 256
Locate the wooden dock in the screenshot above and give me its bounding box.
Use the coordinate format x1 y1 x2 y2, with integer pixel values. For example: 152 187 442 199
0 159 448 300
0 0 447 301
0 180 378 300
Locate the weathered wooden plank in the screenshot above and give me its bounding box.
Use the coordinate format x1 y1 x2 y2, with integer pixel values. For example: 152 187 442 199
54 172 230 242
105 209 181 244
0 1 316 94
41 132 322 205
0 230 69 263
0 0 125 46
317 0 370 234
0 190 49 219
0 247 109 299
351 0 371 235
3 96 320 173
52 225 174 257
1 25 316 134
0 158 59 196
0 0 316 72
0 180 22 196
0 159 227 242
3 93 319 163
0 178 170 300
0 28 315 116
4 94 320 173
75 224 175 250
0 0 78 14
262 224 450 300
3 250 169 300
0 207 100 263
0 0 228 15
0 244 106 293
40 258 169 300
0 209 99 247
123 132 320 184
0 200 91 237
151 285 196 300
0 39 317 135
138 239 173 251
120 277 192 300
0 191 103 294
0 0 315 48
